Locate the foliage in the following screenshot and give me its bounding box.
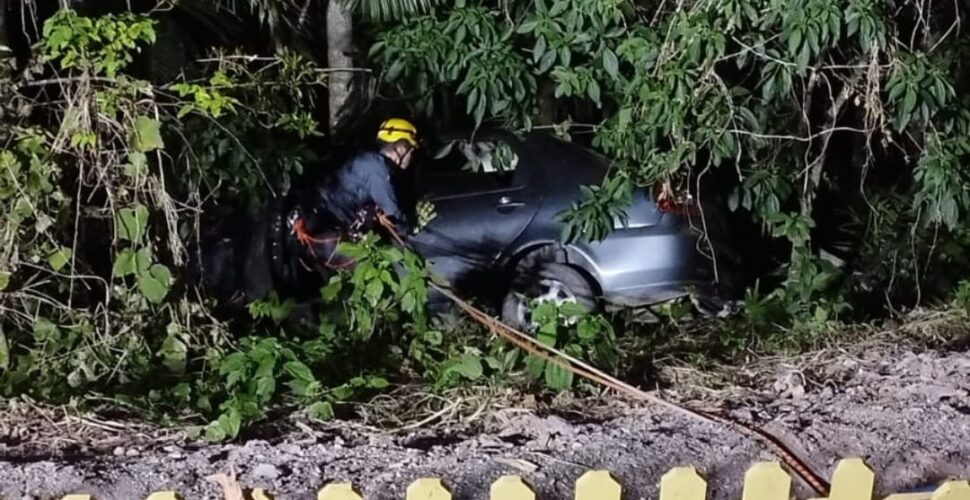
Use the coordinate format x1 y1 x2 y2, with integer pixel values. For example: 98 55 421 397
0 7 344 438
956 280 970 316
368 4 537 125
42 9 157 77
3 0 970 440
319 233 431 339
523 300 617 392
2 5 628 440
168 49 327 209
559 172 632 243
344 0 446 23
360 0 970 328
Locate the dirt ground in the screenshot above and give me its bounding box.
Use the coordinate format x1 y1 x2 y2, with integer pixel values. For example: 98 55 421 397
3 329 970 499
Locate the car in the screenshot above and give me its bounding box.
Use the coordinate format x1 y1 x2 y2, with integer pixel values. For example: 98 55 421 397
405 130 742 329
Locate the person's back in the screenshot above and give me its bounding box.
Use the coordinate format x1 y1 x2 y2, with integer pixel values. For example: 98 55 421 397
320 150 401 229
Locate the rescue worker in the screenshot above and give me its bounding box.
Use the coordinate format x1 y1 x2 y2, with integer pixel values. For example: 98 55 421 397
274 118 421 288
314 117 419 236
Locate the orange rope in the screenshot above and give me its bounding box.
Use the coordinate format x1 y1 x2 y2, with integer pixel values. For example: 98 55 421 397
293 218 341 246
374 212 830 496
292 216 356 270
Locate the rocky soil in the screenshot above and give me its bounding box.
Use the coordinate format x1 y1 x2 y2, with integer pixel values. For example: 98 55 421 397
3 346 970 499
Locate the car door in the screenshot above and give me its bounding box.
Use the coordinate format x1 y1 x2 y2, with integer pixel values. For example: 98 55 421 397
407 138 540 295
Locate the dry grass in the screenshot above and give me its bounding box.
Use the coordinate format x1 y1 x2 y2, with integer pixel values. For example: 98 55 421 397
0 395 185 455
2 308 968 457
651 308 970 404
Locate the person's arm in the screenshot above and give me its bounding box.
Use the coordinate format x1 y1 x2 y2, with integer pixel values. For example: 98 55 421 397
359 155 410 233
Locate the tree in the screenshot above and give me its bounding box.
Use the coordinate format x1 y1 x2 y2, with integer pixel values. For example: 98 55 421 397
362 0 970 320
326 0 353 133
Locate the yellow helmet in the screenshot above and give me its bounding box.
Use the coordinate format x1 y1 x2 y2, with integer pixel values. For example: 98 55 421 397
377 118 419 148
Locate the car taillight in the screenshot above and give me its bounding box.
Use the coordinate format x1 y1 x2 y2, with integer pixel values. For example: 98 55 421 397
653 183 696 214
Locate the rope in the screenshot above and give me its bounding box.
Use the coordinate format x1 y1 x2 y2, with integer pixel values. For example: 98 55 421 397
292 217 356 270
324 212 830 495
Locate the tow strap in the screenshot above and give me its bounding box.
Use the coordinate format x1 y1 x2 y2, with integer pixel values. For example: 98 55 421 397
306 212 832 496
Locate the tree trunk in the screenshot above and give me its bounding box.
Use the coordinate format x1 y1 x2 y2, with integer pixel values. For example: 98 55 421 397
537 80 558 126
326 0 353 135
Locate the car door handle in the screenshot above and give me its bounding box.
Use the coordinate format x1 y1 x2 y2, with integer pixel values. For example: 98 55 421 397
496 196 525 212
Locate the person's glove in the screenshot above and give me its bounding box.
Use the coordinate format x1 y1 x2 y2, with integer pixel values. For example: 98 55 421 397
414 200 438 233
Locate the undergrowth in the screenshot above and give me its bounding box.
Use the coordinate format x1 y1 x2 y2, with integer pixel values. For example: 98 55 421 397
2 3 970 441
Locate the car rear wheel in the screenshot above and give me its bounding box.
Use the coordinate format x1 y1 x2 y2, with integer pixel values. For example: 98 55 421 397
501 263 598 332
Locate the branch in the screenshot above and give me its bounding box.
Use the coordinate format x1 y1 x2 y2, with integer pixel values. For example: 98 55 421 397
16 76 117 89
727 126 871 142
800 69 867 218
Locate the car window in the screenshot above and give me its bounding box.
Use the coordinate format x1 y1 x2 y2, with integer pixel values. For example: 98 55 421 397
418 138 525 197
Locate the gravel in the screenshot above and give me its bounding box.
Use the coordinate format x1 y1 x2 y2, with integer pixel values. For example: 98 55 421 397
3 349 970 499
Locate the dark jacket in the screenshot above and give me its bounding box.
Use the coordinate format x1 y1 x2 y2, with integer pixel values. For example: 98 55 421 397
313 151 409 234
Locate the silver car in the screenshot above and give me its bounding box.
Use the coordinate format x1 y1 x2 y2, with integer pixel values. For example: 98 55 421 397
407 130 741 327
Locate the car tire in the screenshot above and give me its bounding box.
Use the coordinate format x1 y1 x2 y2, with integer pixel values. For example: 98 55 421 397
501 263 598 332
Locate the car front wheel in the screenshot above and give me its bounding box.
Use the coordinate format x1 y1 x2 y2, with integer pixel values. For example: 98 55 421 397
501 263 598 332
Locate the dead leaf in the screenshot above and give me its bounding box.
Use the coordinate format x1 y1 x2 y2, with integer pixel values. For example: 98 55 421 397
208 468 245 500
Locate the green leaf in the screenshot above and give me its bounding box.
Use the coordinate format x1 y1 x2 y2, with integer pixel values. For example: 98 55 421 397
135 248 152 274
284 360 315 383
795 42 811 71
159 335 187 374
544 361 574 391
321 276 343 302
138 263 171 304
308 401 335 420
516 20 538 34
603 49 619 79
423 330 443 346
47 247 72 272
559 301 588 317
588 80 602 106
618 108 632 129
451 354 482 381
524 354 546 380
386 60 405 81
534 36 547 63
125 151 148 178
204 420 226 442
220 352 247 376
330 384 354 401
902 88 918 115
549 1 568 17
365 279 384 304
538 50 557 73
466 87 480 116
367 376 390 389
787 27 803 55
382 247 404 263
113 249 137 277
255 376 276 400
0 271 9 291
132 116 164 152
367 41 386 58
117 205 149 242
219 408 242 439
401 291 417 313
